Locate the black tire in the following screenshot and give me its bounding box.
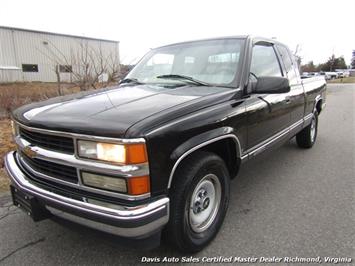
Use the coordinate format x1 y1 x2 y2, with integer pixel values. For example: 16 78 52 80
165 151 230 253
296 111 318 148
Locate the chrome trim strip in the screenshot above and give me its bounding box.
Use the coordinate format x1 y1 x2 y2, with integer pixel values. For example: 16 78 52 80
17 153 150 201
246 116 313 156
247 126 290 157
245 118 305 157
46 206 169 238
304 113 313 122
240 153 248 161
15 121 146 144
291 120 303 130
314 95 323 113
167 134 242 189
5 151 169 238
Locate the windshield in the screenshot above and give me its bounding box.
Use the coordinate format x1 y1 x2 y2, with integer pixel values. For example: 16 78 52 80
126 38 244 87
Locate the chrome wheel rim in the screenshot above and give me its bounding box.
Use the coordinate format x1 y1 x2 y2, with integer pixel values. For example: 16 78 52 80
189 174 221 233
310 116 316 142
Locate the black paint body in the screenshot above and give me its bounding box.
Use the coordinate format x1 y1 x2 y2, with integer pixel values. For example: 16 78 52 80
12 36 326 203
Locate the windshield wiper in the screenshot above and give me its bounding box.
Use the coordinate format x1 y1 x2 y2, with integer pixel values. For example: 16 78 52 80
156 74 212 86
119 78 144 85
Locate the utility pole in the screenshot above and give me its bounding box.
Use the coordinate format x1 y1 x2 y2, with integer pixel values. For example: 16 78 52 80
330 47 335 71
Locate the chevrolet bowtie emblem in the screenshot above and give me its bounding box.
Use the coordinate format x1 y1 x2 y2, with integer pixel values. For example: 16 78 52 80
23 146 37 158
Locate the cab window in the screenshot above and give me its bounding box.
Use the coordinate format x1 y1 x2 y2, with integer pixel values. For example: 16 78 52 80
276 45 299 85
250 44 282 77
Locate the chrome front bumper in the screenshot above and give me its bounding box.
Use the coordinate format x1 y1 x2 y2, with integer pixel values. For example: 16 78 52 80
4 151 169 238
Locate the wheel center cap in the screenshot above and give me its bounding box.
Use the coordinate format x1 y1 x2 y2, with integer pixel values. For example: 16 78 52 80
203 198 210 209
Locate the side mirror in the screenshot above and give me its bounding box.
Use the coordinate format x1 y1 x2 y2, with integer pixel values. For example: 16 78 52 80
254 76 290 94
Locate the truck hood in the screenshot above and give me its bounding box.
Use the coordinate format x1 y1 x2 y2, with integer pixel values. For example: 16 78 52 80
13 84 232 137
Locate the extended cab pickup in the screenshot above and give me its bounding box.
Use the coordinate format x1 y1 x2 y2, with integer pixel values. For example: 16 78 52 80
5 36 326 252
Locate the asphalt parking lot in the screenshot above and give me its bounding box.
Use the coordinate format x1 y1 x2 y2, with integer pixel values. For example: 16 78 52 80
0 84 354 265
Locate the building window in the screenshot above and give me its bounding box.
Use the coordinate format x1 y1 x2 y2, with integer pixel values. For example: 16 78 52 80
22 64 38 72
58 65 72 73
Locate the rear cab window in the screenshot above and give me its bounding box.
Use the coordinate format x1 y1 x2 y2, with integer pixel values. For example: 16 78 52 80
276 45 300 85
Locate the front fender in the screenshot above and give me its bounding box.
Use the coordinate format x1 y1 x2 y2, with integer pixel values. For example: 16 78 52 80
167 127 242 188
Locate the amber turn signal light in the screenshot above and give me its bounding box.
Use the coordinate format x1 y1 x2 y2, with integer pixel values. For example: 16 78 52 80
126 143 148 164
127 175 150 195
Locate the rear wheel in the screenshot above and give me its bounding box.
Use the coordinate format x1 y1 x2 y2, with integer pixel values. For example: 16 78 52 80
296 111 318 148
165 151 230 253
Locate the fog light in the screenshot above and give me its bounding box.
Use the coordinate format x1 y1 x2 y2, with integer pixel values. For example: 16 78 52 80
81 172 127 193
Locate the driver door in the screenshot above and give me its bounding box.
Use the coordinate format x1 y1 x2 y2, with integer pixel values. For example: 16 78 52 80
245 43 292 155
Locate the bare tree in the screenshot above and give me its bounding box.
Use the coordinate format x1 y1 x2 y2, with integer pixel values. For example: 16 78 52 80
39 40 120 92
54 65 62 95
293 44 302 72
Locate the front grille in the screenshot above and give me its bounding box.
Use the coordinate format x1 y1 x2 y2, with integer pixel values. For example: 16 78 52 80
20 152 78 183
19 127 74 154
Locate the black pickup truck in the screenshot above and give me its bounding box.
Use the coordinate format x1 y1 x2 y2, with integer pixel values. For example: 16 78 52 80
5 36 326 252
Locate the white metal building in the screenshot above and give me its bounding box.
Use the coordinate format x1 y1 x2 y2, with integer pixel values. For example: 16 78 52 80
0 26 119 83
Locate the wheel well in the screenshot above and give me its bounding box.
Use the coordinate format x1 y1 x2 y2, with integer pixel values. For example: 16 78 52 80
316 99 322 114
168 137 242 189
200 138 240 179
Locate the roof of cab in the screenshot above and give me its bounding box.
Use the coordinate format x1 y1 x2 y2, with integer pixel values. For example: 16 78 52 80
155 35 249 49
154 35 287 50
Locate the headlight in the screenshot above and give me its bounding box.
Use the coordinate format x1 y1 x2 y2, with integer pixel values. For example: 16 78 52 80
77 140 147 164
78 140 125 163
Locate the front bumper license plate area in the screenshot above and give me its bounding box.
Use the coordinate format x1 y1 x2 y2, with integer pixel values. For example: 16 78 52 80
10 185 52 222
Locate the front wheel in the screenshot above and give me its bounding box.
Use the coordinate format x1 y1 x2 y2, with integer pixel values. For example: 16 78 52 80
165 151 230 253
296 111 318 148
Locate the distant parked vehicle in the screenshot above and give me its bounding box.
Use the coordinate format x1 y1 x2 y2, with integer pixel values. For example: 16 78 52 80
335 69 351 79
320 72 337 80
301 72 320 79
326 72 338 80
336 72 344 78
301 72 310 79
319 72 326 79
